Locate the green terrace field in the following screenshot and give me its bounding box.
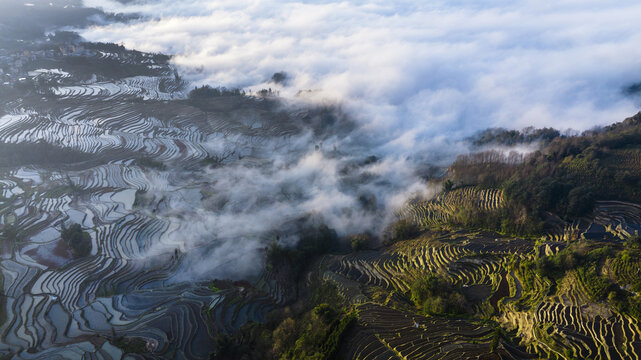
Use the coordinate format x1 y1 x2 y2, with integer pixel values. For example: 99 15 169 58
310 215 641 359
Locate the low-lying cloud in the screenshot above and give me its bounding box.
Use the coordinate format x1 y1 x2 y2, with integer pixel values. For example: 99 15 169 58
144 137 435 281
81 0 641 143
73 0 641 279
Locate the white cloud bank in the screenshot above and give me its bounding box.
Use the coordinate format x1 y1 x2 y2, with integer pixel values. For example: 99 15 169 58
74 0 641 280
154 149 437 281
81 0 641 145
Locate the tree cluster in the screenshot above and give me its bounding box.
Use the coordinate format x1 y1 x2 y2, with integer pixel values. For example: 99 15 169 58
448 112 641 234
409 273 469 316
188 85 245 98
265 224 339 284
270 72 288 85
470 126 561 147
382 219 420 245
271 303 355 360
211 280 352 360
61 223 92 257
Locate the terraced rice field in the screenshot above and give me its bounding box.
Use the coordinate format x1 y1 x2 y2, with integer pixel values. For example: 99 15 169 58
318 232 535 357
497 271 641 360
338 303 532 360
319 187 641 360
406 185 641 243
400 187 504 228
539 200 641 242
0 47 307 359
319 232 641 359
328 232 532 291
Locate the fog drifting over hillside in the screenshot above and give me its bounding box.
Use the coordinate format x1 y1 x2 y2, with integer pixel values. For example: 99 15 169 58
82 0 641 145
70 0 641 279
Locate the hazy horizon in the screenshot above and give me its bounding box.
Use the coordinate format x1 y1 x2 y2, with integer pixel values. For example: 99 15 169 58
80 0 641 143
